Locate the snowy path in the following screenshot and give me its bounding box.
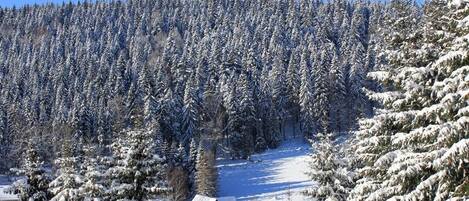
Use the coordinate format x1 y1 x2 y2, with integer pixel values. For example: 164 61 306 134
217 139 315 200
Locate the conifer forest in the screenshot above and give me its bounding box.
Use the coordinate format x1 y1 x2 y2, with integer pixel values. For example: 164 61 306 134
0 0 467 200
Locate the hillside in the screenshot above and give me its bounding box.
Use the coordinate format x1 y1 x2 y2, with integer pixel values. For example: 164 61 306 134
0 0 467 200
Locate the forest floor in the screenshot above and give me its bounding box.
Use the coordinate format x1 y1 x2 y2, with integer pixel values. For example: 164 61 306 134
217 139 315 200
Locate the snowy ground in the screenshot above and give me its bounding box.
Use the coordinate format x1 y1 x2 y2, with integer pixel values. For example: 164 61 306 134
217 139 315 201
0 175 18 201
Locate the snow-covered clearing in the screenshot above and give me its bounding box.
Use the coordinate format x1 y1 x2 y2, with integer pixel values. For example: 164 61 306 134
217 139 315 201
0 175 18 201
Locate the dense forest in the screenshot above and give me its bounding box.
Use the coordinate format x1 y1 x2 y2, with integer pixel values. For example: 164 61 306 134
0 0 467 200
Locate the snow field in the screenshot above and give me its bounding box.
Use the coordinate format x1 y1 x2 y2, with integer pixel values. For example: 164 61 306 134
217 139 315 201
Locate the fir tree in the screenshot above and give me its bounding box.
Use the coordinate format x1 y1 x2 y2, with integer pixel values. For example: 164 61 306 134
105 128 170 200
78 145 106 200
299 46 315 137
49 139 83 201
349 1 469 200
305 133 352 201
181 74 199 145
7 142 52 201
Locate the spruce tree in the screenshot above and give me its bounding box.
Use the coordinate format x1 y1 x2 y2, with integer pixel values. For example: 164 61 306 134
181 74 199 145
313 45 333 133
79 145 106 200
299 46 315 137
49 139 83 201
106 129 170 200
349 0 469 200
305 133 352 201
8 142 52 201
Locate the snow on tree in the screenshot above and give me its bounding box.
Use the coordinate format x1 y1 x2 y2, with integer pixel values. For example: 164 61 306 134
7 142 52 201
313 43 333 133
105 128 170 200
299 45 315 137
49 139 83 201
286 47 302 127
78 145 106 200
0 1 407 198
143 93 159 129
188 138 199 193
349 0 469 200
0 103 10 172
329 51 348 133
181 73 199 145
159 87 182 143
305 133 352 201
347 44 367 125
237 72 256 155
271 48 288 133
286 47 301 108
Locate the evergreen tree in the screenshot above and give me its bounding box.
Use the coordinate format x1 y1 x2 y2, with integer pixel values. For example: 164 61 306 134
313 44 333 133
181 74 199 145
330 52 348 132
49 140 83 201
348 44 367 126
299 46 315 137
105 128 169 200
286 47 301 123
0 104 11 172
79 145 106 200
271 48 288 136
7 142 52 201
305 133 352 201
349 0 469 200
237 72 256 155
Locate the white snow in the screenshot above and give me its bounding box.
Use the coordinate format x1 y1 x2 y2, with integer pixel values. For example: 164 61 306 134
193 194 217 201
192 195 236 201
217 139 315 201
0 175 18 201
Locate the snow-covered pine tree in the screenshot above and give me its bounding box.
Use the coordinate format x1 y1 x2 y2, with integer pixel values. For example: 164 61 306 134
271 48 288 137
286 47 301 119
237 72 256 155
114 51 131 96
8 142 52 201
159 87 182 143
181 73 199 145
347 44 367 126
79 145 106 200
223 78 244 159
106 128 169 200
49 139 83 201
329 51 348 133
313 43 333 133
305 133 352 201
299 45 315 137
143 92 159 129
377 0 421 71
0 104 10 172
188 138 199 194
349 0 469 200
